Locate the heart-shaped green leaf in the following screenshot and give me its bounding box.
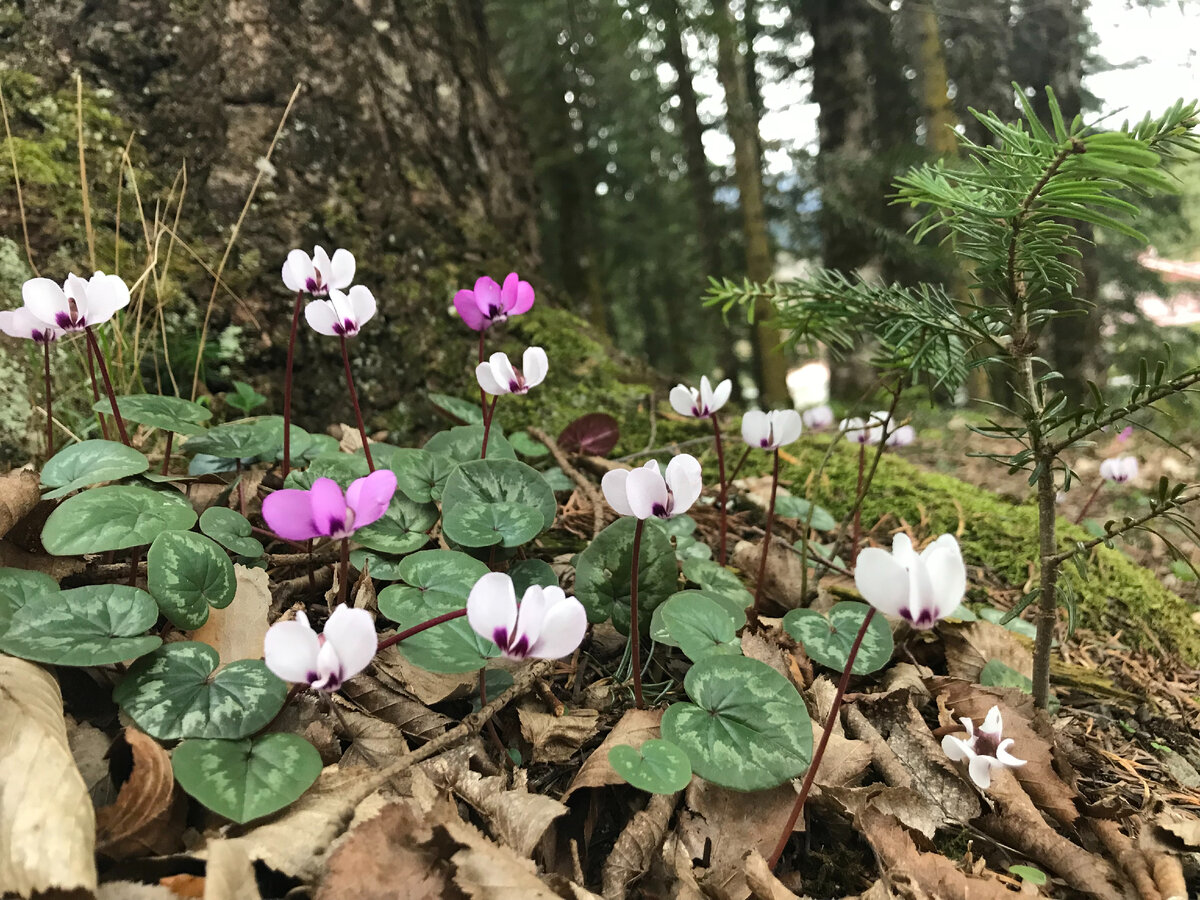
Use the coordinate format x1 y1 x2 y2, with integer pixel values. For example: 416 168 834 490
509 558 557 596
0 584 160 665
575 517 677 636
42 485 198 555
147 531 236 628
680 559 754 609
442 501 543 548
774 496 837 531
508 431 551 458
172 733 321 824
662 655 812 791
370 445 456 503
673 535 712 561
662 515 697 538
199 507 264 558
41 440 149 499
782 602 894 675
377 550 491 619
353 495 439 555
654 592 740 661
0 568 58 634
441 459 557 528
114 642 286 740
95 394 211 435
377 590 496 674
350 549 407 580
183 421 278 459
424 424 515 463
609 739 693 794
428 392 485 426
979 658 1033 693
303 451 371 486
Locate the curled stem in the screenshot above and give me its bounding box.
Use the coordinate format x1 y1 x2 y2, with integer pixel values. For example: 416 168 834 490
629 518 646 709
282 289 303 476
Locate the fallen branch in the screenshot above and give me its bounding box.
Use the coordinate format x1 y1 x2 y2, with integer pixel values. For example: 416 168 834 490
529 427 606 536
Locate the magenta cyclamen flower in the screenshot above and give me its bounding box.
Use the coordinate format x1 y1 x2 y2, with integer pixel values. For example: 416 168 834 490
602 456 703 520
942 705 1027 789
1099 456 1138 484
282 246 355 297
466 572 587 660
304 286 377 337
669 376 732 418
454 273 535 332
476 347 548 396
21 272 130 333
263 606 377 692
0 306 63 344
262 471 397 541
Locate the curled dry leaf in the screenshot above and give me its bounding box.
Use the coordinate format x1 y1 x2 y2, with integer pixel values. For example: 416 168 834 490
331 698 410 768
339 675 452 742
441 813 565 900
374 645 477 705
96 728 185 858
943 620 1033 682
190 564 272 667
564 707 663 799
603 791 678 900
0 468 39 540
743 850 801 900
731 538 806 612
0 655 97 896
67 714 117 807
518 703 600 764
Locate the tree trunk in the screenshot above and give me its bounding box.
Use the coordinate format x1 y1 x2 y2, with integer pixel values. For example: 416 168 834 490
713 0 789 405
11 0 539 429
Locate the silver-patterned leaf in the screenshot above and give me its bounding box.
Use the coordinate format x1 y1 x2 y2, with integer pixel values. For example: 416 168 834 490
42 485 198 555
113 642 286 740
0 568 59 635
442 501 543 548
198 507 264 558
782 601 893 675
0 583 160 665
575 517 677 636
94 394 211 435
353 494 439 554
40 439 149 499
147 531 237 628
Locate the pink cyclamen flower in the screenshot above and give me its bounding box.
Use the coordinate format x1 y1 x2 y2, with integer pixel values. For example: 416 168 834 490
669 375 732 418
466 572 587 660
602 456 703 520
855 533 966 629
282 246 355 297
262 471 397 541
263 606 376 691
304 286 377 337
741 409 803 450
0 306 63 344
476 347 548 396
840 410 889 445
1099 456 1138 484
21 272 130 333
941 705 1027 789
454 272 535 332
886 424 916 448
801 404 834 430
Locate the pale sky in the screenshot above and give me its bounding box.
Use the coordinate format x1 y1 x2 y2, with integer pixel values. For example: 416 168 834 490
695 0 1200 175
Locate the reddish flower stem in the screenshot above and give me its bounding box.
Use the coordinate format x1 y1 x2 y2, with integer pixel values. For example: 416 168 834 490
480 396 499 459
376 608 467 652
478 330 487 421
767 607 876 869
850 442 866 562
1073 481 1104 524
338 536 350 607
726 445 752 485
629 518 646 709
161 432 173 475
339 336 375 472
85 326 129 445
479 667 506 755
282 290 303 476
42 342 54 459
710 413 728 565
84 332 110 440
750 449 781 618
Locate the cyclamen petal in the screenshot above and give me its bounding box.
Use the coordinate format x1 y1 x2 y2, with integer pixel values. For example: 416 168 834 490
670 375 732 418
1099 455 1138 483
601 469 636 517
602 457 702 520
801 404 834 430
263 613 321 683
344 470 398 531
941 704 1026 790
476 348 547 396
262 475 396 541
467 574 586 660
741 409 802 450
263 607 377 692
320 606 378 682
21 271 129 332
854 532 965 629
0 307 62 343
452 272 535 331
467 572 520 649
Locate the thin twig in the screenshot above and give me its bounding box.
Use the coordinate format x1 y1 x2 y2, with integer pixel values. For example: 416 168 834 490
528 427 604 536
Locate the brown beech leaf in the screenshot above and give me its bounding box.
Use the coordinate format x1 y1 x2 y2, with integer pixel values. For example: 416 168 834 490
0 655 98 896
731 537 806 612
943 621 1033 682
603 791 678 900
820 785 943 841
518 704 600 764
67 714 117 807
96 728 185 858
441 813 563 900
204 841 263 900
563 708 662 799
339 675 451 742
931 678 1078 827
0 469 39 540
1155 805 1200 849
743 850 802 900
190 564 272 667
332 699 410 768
374 645 477 705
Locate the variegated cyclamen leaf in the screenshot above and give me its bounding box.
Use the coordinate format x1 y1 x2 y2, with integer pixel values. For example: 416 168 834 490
147 531 237 629
575 517 676 636
172 734 322 824
442 501 543 548
608 739 693 794
94 394 211 436
0 584 160 665
783 602 893 675
182 420 280 459
662 656 812 792
424 424 515 464
113 642 286 740
353 495 439 555
377 550 491 619
654 592 740 661
0 568 58 635
349 549 407 580
42 485 198 555
509 558 558 595
199 507 264 558
377 590 497 674
440 459 558 536
650 589 747 647
40 439 150 499
680 558 755 610
371 445 457 503
303 451 371 486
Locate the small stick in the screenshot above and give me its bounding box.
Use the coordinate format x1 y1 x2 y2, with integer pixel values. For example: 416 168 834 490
161 431 174 475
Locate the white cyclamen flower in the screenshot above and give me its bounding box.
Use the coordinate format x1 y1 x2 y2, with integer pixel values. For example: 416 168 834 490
467 572 587 660
0 306 63 344
942 705 1027 789
602 456 703 520
669 375 732 418
886 424 916 447
801 404 834 430
305 285 377 337
282 245 355 296
476 347 548 396
840 410 889 445
22 272 130 333
263 606 377 692
1099 456 1138 484
854 533 966 629
741 409 803 450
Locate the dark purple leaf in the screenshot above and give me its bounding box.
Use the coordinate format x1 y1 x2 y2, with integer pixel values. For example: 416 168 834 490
558 413 620 456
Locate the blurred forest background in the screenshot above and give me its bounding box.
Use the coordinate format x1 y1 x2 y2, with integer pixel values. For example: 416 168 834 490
1 0 1199 455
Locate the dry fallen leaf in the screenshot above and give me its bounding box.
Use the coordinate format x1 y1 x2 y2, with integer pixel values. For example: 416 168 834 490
332 699 411 768
339 675 451 743
66 714 117 807
97 882 177 899
518 703 600 764
743 850 802 900
603 791 678 900
943 620 1033 682
204 841 263 900
190 564 272 666
441 813 564 900
0 469 39 540
564 707 663 799
96 727 185 858
731 538 806 612
374 645 477 705
0 655 98 896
